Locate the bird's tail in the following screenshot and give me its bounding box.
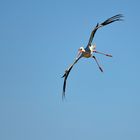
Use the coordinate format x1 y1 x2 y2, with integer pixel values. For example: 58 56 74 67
90 44 96 52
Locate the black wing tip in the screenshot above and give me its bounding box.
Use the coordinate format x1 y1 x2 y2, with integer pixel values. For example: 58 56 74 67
110 14 124 21
102 14 124 26
62 71 67 100
113 14 124 17
62 92 65 100
109 14 124 20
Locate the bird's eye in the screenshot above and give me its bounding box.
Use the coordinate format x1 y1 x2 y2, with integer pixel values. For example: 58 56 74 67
78 48 82 52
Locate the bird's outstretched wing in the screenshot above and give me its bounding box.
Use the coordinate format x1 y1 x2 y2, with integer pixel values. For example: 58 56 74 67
87 14 123 47
62 55 82 99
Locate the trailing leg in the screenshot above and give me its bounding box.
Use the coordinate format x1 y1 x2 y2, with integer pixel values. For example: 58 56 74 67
92 56 103 72
94 50 112 57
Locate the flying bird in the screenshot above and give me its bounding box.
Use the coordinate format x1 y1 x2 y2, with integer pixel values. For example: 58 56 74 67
62 14 123 99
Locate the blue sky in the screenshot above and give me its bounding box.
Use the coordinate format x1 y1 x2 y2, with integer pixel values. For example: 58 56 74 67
0 0 140 140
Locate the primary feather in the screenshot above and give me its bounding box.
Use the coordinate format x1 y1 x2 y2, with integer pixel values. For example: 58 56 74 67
87 14 123 47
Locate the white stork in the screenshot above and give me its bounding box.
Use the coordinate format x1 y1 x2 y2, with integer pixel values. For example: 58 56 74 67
62 14 123 99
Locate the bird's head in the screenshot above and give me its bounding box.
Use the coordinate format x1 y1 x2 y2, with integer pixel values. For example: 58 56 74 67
76 47 85 58
78 47 85 52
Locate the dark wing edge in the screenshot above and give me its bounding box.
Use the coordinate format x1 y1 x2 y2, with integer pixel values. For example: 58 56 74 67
87 14 123 47
62 65 73 100
61 56 82 100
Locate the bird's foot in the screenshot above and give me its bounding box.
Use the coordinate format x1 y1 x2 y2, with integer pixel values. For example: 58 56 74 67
106 54 112 57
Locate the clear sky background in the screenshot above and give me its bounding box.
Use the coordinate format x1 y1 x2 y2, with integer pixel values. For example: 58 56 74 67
0 0 140 140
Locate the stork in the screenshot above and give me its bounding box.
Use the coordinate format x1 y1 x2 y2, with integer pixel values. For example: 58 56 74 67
62 14 123 99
